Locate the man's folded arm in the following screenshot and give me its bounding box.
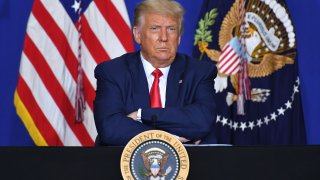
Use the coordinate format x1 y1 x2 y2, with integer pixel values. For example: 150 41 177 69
142 67 216 141
142 104 215 141
94 65 152 146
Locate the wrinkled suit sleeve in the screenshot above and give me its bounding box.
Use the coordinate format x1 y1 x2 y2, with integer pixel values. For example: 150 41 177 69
141 64 216 141
94 63 152 146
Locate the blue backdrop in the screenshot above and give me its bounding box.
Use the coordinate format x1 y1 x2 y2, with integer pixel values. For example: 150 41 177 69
0 0 319 145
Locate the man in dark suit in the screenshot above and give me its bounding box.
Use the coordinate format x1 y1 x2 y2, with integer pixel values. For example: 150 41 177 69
94 0 217 146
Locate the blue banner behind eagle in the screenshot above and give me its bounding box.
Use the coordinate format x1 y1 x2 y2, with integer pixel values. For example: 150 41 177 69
193 0 306 144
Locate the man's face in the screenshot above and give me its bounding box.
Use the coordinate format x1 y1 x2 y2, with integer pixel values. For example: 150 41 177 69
133 13 181 68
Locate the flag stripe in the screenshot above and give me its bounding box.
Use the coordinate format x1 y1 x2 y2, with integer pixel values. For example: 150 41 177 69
229 63 240 75
16 0 134 146
83 74 95 110
26 13 96 142
14 90 48 146
41 0 79 59
222 58 240 74
219 50 236 68
218 45 232 61
81 42 98 89
33 0 77 79
27 13 76 105
220 53 238 72
19 52 81 146
34 0 97 112
219 51 237 72
94 0 134 53
82 102 97 142
81 16 110 63
23 35 93 145
85 2 127 59
218 45 233 67
16 76 63 146
110 0 131 27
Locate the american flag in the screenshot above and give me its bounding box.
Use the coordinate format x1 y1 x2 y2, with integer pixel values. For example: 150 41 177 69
14 0 134 146
217 37 241 75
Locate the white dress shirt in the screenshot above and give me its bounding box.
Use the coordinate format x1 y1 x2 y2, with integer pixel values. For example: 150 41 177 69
140 54 170 108
138 54 181 140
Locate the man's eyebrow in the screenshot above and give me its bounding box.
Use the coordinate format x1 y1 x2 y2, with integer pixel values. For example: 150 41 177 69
149 24 177 27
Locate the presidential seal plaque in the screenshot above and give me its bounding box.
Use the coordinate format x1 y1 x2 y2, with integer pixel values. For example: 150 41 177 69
120 130 189 180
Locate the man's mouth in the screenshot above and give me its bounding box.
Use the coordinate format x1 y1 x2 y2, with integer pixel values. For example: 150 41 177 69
156 47 169 51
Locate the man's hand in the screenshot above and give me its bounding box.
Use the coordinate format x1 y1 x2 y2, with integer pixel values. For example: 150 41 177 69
178 137 191 143
177 136 201 144
127 112 202 144
193 139 201 145
127 111 138 120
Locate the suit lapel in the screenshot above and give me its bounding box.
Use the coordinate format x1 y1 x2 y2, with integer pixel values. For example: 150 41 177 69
128 52 150 109
166 54 185 107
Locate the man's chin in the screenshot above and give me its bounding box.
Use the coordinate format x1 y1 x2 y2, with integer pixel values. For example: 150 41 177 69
151 55 174 67
156 55 173 62
156 52 174 60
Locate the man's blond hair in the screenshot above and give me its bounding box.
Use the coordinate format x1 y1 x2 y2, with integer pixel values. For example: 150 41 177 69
133 0 185 34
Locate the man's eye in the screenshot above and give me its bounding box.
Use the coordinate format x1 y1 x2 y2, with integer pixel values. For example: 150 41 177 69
150 27 158 31
168 27 176 32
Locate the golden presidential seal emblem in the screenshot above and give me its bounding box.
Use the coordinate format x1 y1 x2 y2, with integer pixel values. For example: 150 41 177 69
196 0 296 104
120 130 189 180
195 0 299 131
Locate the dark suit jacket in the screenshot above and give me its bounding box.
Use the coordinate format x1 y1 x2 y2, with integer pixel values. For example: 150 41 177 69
94 52 217 145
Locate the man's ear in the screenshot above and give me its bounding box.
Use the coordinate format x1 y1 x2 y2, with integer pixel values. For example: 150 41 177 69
178 36 181 45
133 26 141 44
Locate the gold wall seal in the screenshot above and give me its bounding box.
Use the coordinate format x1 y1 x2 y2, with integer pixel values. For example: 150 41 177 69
120 130 189 180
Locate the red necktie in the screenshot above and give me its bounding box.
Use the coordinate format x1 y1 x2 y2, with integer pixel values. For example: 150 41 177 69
150 69 163 108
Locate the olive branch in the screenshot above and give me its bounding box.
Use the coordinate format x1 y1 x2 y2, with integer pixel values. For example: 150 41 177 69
194 8 218 60
139 166 149 177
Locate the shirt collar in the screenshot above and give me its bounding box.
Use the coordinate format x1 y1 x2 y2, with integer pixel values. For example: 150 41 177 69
140 53 170 78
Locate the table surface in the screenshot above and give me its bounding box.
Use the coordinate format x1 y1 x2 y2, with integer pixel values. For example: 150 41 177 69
0 146 319 180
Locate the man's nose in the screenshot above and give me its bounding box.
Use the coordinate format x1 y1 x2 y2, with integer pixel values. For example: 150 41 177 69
159 28 168 42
